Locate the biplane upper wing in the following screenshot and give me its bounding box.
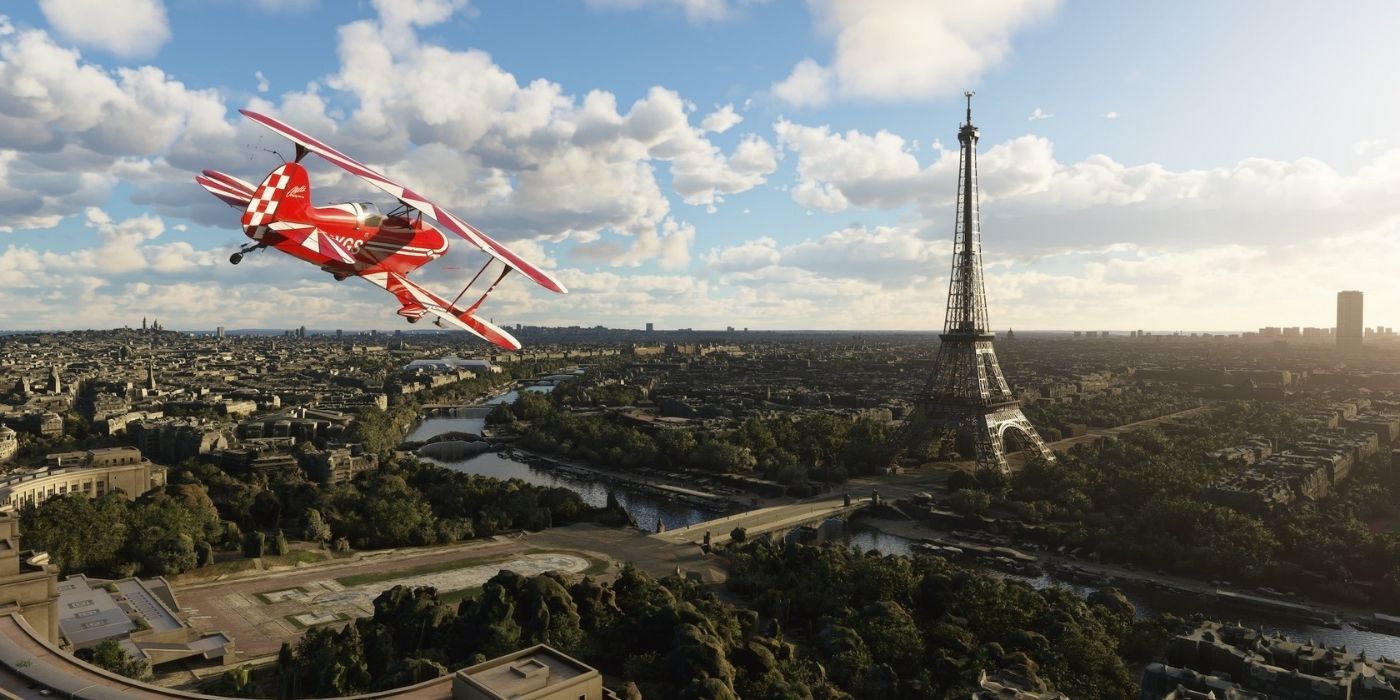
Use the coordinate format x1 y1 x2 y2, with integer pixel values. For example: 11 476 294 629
238 109 567 295
360 270 522 351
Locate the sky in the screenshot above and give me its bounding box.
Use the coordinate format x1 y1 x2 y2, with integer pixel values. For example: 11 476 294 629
1 0 1400 333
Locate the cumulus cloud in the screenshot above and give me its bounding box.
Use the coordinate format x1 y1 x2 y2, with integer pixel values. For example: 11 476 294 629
700 104 743 133
583 0 746 23
316 18 775 245
1104 111 1118 119
0 7 775 279
774 119 937 211
0 28 230 227
255 70 269 93
574 217 695 269
1028 107 1052 121
772 0 1058 107
371 0 471 41
37 0 171 59
773 119 1400 253
706 225 946 285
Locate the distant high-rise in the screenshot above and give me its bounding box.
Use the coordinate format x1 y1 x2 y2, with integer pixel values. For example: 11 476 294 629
216 326 225 339
1337 290 1363 351
645 322 654 332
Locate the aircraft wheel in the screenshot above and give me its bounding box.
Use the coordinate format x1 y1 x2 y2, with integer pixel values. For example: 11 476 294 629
407 316 419 324
333 273 348 281
229 252 243 265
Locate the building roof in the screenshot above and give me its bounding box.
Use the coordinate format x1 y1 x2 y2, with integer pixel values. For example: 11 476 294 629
457 644 596 699
55 575 136 648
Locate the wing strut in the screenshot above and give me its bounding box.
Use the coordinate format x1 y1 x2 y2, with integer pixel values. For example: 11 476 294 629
450 259 494 310
466 267 512 314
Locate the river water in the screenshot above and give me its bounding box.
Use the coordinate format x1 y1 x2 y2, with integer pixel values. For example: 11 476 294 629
405 386 552 441
844 528 1400 658
410 384 717 531
406 384 1400 657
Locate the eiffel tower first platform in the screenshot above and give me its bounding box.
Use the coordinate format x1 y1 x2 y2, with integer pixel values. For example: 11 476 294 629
894 92 1054 474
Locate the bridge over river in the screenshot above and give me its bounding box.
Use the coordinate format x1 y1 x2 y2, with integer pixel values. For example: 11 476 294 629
649 495 870 547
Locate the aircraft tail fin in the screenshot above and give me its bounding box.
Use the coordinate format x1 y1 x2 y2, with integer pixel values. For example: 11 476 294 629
241 162 311 234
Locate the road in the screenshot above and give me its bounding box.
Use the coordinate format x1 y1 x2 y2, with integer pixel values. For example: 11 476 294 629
163 403 1221 682
652 496 867 547
1005 403 1219 469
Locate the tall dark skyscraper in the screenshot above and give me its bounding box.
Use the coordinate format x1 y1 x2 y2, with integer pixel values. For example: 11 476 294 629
894 93 1053 474
1337 290 1364 351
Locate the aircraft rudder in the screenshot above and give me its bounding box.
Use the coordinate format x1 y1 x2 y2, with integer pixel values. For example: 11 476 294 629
241 162 311 231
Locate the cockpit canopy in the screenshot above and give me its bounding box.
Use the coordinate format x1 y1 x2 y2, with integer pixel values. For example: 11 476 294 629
348 201 383 228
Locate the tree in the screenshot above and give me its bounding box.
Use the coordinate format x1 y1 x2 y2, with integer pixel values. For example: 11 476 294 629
86 639 152 680
691 441 757 474
196 540 215 567
244 530 266 558
21 493 129 575
143 534 196 575
272 529 290 556
222 521 245 551
303 508 331 545
947 489 992 516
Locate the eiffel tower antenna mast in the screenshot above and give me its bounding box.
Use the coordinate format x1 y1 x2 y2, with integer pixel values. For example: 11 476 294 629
891 91 1054 474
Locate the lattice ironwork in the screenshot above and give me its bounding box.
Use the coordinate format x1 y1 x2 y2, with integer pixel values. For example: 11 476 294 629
893 92 1054 474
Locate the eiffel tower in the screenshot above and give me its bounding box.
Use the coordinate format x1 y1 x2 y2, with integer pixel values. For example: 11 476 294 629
894 92 1054 474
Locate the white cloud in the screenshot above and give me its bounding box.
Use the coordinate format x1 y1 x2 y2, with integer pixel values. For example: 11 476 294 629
1354 138 1388 155
371 0 471 39
0 28 230 228
583 0 746 23
774 118 1400 230
706 225 945 284
37 0 171 59
1028 107 1052 121
1104 111 1118 119
772 0 1058 107
700 104 743 133
574 217 695 269
0 16 13 36
0 11 773 278
255 70 269 93
774 119 936 211
251 0 318 12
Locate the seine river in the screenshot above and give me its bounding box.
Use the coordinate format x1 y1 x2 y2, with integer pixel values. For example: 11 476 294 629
408 385 1400 658
405 385 553 441
409 384 717 531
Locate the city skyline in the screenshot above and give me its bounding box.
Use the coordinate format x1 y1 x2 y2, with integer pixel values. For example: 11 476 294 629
2 1 1400 332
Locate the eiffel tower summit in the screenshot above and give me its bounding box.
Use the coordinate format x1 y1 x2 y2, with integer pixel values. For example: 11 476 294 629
895 92 1054 474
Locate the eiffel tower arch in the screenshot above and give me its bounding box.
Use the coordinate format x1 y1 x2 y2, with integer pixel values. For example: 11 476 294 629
893 92 1054 474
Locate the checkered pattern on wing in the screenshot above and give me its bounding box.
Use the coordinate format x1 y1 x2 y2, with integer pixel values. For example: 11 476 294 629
241 166 291 229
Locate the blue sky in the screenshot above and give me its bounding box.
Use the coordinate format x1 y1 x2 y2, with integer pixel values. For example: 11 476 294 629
1 0 1399 333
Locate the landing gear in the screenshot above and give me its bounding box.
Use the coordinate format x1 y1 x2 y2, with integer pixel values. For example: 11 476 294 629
333 273 348 281
406 316 420 324
230 242 262 265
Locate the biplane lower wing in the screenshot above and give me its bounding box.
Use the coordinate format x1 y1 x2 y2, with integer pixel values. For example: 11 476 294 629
360 271 521 351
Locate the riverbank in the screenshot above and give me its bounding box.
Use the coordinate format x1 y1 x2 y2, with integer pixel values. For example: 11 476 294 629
503 447 736 513
852 516 1400 656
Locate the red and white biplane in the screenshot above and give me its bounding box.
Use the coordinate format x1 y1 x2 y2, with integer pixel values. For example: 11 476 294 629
194 109 565 351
